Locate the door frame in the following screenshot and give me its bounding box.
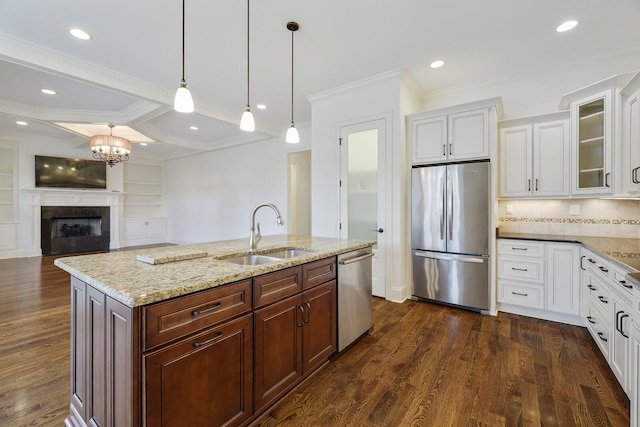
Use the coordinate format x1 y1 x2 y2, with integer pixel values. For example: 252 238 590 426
337 112 393 299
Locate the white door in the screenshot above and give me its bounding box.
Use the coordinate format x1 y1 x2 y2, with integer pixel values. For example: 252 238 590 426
339 119 387 298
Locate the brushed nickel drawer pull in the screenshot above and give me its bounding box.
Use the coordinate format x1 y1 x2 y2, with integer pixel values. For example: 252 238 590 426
304 302 311 324
512 291 528 297
597 296 608 304
193 332 223 348
297 306 305 327
192 302 222 317
511 267 528 272
597 332 608 342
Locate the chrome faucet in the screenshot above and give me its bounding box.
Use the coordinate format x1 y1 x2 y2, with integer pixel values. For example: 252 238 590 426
249 203 284 253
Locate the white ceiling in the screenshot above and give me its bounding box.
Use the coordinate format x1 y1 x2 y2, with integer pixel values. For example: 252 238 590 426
1 0 639 161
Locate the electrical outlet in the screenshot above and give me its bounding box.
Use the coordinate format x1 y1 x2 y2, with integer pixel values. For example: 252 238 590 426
569 204 580 216
505 204 514 215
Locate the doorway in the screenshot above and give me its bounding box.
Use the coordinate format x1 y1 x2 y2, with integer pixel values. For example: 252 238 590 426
287 150 311 235
339 118 387 298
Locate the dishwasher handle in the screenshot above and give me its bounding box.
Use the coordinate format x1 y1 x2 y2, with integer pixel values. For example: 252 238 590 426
338 252 374 265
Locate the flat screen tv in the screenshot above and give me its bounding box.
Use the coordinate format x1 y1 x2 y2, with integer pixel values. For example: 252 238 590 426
35 155 107 189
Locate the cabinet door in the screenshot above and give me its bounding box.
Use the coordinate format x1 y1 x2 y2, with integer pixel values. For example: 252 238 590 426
534 119 570 197
610 295 631 395
631 322 640 427
124 219 147 240
145 218 167 238
409 115 447 164
145 313 253 427
448 109 489 161
254 294 303 411
571 90 613 195
70 278 88 422
546 243 580 315
622 89 640 193
499 125 532 197
302 280 337 374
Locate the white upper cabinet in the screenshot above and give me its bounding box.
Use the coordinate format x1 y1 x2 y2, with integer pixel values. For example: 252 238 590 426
499 114 569 198
408 106 490 165
570 90 613 196
621 71 640 194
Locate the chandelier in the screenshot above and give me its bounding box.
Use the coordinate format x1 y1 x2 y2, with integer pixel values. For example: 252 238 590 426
90 124 131 167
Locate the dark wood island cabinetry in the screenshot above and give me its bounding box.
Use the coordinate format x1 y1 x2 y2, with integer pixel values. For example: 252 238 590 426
61 244 349 427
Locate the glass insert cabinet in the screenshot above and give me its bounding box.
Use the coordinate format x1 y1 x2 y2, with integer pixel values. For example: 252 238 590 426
571 89 613 195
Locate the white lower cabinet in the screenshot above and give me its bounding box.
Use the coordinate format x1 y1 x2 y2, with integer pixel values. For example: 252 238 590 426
124 218 167 246
580 248 635 401
497 239 580 323
632 319 640 427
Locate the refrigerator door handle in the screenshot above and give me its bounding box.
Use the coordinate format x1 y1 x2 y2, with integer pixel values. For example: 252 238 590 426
448 174 453 240
440 177 445 240
414 250 485 264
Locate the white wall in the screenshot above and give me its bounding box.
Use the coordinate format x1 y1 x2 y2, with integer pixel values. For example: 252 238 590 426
164 126 311 244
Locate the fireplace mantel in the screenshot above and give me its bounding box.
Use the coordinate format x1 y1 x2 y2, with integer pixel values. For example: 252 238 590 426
21 188 123 257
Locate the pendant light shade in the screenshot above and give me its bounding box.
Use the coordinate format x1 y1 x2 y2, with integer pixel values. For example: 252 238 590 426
174 0 194 113
90 124 131 167
240 0 255 131
285 21 299 144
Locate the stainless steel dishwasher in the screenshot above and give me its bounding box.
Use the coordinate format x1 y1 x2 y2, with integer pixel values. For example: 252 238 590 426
338 247 374 351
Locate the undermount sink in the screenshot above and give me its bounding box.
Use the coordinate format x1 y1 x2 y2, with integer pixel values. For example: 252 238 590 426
218 248 314 266
222 254 281 266
260 248 314 259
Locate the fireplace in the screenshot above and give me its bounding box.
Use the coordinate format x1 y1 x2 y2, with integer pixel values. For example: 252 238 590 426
41 206 110 256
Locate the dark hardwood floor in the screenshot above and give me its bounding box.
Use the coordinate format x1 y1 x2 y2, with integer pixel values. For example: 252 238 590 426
0 256 630 426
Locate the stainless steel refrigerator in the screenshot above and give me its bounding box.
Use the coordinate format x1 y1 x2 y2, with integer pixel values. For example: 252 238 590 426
411 161 490 311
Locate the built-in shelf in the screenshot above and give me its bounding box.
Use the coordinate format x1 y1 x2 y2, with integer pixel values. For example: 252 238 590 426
580 168 605 174
123 163 164 221
579 136 605 145
0 144 17 222
580 110 605 121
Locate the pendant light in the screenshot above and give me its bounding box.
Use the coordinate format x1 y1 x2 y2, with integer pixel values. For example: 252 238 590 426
285 21 300 144
174 0 194 113
239 0 255 131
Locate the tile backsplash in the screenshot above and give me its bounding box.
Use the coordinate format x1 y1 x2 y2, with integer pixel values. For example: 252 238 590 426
498 199 640 239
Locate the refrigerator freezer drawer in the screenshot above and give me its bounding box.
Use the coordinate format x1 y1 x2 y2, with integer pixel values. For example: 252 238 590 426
412 251 489 311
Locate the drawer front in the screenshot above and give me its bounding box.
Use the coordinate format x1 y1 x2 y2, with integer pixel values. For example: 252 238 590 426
586 276 612 318
497 240 545 258
583 252 611 283
303 257 336 290
498 257 544 283
254 266 303 308
144 279 252 350
498 280 544 308
585 301 610 359
611 266 634 298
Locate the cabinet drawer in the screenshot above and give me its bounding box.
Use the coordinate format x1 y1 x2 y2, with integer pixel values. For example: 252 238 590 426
498 280 543 308
498 240 545 258
143 279 252 350
254 266 303 308
585 302 610 359
303 257 336 290
612 266 634 297
583 251 611 283
498 257 544 283
586 277 613 319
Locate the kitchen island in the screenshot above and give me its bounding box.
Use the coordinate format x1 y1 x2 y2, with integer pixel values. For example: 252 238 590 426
54 235 374 427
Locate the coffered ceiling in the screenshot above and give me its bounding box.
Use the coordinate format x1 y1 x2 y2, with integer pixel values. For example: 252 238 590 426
1 0 639 161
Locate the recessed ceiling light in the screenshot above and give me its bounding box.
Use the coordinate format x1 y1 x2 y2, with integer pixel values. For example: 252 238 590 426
41 89 56 95
556 20 578 32
430 60 445 69
140 142 148 146
256 104 267 110
69 28 92 40
190 126 199 130
16 121 28 126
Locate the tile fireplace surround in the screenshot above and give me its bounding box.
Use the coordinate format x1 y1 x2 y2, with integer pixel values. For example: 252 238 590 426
21 188 122 257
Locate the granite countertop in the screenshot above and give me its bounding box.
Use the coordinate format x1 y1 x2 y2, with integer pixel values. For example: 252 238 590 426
54 235 374 308
498 232 640 285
